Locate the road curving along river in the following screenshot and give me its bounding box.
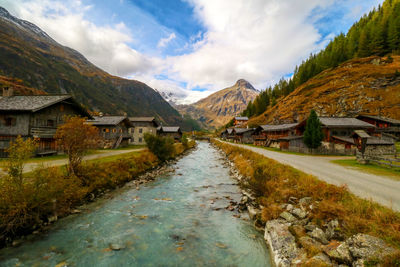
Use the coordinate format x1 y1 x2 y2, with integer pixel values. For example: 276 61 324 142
0 142 271 267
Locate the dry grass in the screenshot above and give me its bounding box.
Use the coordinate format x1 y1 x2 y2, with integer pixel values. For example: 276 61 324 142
213 140 400 251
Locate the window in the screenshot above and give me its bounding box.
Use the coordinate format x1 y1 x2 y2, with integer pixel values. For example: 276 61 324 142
105 128 110 133
139 137 142 143
131 137 134 142
112 129 117 133
139 128 143 133
102 128 107 133
119 129 123 133
47 119 55 127
5 117 16 126
60 104 64 112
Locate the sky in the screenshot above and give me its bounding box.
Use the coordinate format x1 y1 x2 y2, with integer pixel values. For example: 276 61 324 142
0 0 384 104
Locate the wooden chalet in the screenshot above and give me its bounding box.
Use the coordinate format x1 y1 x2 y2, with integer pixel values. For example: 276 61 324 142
252 123 300 147
157 126 182 141
129 117 159 145
352 130 396 157
233 116 248 126
232 128 255 144
88 116 133 148
356 115 400 138
0 90 92 157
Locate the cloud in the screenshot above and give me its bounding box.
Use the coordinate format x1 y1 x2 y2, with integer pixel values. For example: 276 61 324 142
3 0 154 77
157 32 176 48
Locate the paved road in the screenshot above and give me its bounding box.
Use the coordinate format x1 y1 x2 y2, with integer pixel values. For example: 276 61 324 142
15 148 146 174
220 141 400 211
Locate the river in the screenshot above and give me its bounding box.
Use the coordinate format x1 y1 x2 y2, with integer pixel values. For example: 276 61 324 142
0 142 271 267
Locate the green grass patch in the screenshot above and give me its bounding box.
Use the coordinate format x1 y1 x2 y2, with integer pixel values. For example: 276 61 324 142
86 151 143 164
332 159 400 181
396 142 400 153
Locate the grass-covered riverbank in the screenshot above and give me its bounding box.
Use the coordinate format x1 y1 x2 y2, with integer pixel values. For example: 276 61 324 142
0 141 195 248
212 140 400 265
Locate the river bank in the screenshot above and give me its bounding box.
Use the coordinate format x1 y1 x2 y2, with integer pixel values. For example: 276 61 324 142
0 142 195 249
0 142 271 266
212 140 400 266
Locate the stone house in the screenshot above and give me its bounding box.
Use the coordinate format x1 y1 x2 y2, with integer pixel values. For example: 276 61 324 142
88 116 133 148
129 117 159 145
233 117 248 126
157 126 182 141
352 130 396 158
0 90 92 157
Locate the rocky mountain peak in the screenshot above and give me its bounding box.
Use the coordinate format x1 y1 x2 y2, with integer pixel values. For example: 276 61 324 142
0 7 10 17
235 79 256 91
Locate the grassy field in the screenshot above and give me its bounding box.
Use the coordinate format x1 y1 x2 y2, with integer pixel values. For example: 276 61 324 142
86 151 143 164
396 142 400 153
332 159 400 181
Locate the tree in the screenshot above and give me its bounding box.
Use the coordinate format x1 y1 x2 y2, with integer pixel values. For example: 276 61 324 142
6 136 37 186
303 110 324 149
144 133 175 162
55 116 100 178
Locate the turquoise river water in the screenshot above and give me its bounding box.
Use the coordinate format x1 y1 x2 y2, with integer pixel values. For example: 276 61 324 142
0 142 271 266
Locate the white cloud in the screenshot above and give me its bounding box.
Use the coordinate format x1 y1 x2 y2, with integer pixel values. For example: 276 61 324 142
3 0 154 77
157 32 176 48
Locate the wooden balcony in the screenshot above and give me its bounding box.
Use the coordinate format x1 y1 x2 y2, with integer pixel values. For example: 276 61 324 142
30 127 57 138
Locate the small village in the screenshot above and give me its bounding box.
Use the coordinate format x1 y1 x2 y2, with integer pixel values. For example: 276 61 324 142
0 87 182 158
221 114 400 166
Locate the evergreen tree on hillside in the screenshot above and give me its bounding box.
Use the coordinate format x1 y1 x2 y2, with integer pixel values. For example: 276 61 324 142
303 110 324 149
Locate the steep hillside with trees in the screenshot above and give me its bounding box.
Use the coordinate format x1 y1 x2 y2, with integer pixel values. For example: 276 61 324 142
248 56 400 126
243 0 400 119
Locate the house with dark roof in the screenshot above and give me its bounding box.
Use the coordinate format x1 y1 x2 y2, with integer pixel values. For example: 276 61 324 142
357 114 400 138
88 116 133 148
232 128 255 144
220 128 235 141
0 89 92 157
129 117 159 145
233 116 248 126
157 126 182 141
252 123 300 147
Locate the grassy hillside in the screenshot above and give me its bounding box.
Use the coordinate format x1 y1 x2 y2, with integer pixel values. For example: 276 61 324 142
249 56 400 126
0 7 187 127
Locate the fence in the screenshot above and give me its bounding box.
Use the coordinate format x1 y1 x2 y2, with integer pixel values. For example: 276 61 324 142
282 146 357 156
369 156 400 168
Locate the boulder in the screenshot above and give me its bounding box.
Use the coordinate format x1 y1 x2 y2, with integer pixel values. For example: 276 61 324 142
286 204 294 212
279 211 297 223
325 219 344 241
109 243 125 251
291 208 307 219
289 225 306 240
299 197 313 206
305 223 317 232
308 228 329 245
346 234 398 261
247 205 261 220
288 197 298 204
325 241 353 264
264 220 300 267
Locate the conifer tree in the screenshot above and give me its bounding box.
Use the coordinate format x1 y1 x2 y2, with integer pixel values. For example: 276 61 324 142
303 110 324 149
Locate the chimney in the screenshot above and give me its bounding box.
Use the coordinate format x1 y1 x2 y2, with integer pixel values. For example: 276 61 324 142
2 87 13 97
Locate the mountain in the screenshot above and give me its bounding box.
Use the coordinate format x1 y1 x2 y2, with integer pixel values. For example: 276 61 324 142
0 7 185 126
248 56 400 126
177 79 259 129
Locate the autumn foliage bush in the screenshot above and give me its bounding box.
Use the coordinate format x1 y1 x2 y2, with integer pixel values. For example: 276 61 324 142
213 140 400 250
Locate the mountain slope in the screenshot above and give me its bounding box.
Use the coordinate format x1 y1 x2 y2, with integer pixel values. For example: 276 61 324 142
0 7 183 126
177 79 258 128
248 56 400 126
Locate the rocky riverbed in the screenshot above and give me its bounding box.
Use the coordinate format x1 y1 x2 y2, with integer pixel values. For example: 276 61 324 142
212 143 399 267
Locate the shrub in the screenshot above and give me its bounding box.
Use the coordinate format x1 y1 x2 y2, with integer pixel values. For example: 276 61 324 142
303 109 324 149
144 133 175 162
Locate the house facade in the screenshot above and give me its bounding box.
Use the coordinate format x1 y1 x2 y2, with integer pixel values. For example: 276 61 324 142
0 91 92 157
252 123 300 147
157 126 182 141
88 116 133 148
357 115 400 138
232 128 255 144
129 117 159 145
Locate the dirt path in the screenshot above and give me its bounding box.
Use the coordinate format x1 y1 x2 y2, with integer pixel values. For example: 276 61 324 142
15 148 146 174
220 141 400 211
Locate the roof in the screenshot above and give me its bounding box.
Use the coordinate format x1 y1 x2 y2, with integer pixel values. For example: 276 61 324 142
366 137 395 145
319 117 375 128
259 123 299 132
235 117 248 121
129 117 155 122
233 128 255 134
89 116 131 126
353 130 371 138
227 128 234 134
0 95 92 118
159 126 181 133
357 115 400 126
